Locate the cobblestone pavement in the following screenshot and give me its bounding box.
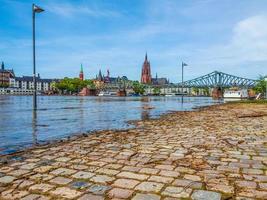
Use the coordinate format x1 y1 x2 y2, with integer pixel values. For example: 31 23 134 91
0 103 267 200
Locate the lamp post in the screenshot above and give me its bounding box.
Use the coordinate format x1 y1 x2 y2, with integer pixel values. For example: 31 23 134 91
32 4 44 110
265 77 267 99
181 62 188 103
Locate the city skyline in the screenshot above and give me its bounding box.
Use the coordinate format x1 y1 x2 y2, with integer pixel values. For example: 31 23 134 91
1 0 267 82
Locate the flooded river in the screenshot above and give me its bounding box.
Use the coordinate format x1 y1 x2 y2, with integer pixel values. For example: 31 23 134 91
0 96 222 155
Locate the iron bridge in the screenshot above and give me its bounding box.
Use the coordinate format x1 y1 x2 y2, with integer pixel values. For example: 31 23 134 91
176 71 257 88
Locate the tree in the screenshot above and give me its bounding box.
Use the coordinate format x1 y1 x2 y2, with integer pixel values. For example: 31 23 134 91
132 81 145 95
55 78 96 94
192 87 199 95
0 83 9 88
254 76 267 95
152 87 161 95
203 87 210 96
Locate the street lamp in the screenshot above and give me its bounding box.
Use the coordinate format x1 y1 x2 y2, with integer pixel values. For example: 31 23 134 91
32 4 44 110
181 62 188 102
265 77 267 99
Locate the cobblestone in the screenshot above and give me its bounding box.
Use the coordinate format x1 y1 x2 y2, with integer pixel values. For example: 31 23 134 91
0 103 266 199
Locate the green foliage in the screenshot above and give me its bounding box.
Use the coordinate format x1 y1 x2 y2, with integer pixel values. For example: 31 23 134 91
192 87 199 95
55 78 95 94
203 87 210 96
132 81 145 95
0 83 9 88
152 87 161 95
253 76 267 95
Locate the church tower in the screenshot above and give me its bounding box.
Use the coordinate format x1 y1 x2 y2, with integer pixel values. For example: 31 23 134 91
141 53 152 84
79 64 84 80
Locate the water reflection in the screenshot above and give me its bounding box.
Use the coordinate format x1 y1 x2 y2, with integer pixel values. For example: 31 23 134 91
32 110 38 145
0 96 222 155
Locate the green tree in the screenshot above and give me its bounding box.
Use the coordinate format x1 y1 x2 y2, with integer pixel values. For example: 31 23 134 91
152 87 161 95
192 87 199 95
55 78 96 94
203 87 210 96
254 76 267 95
0 83 9 88
132 81 145 95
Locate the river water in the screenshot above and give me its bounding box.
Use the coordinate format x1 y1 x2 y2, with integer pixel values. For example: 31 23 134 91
0 96 222 155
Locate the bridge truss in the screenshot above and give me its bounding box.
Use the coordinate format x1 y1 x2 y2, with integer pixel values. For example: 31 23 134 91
176 71 257 88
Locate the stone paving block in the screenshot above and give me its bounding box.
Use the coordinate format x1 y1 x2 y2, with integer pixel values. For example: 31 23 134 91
87 184 111 195
117 172 149 180
132 193 161 200
50 187 82 199
122 166 141 172
78 193 104 200
55 157 72 162
1 189 29 199
50 168 77 176
8 169 30 177
90 175 115 184
21 194 50 200
0 176 16 184
72 171 95 179
29 183 55 193
191 190 222 200
172 178 202 189
148 175 174 183
33 166 54 173
70 181 91 190
29 173 54 181
139 168 159 175
108 188 133 199
162 186 192 198
207 183 234 194
135 181 164 193
155 165 175 170
184 174 202 181
20 163 37 170
13 179 34 188
96 168 120 176
159 170 180 177
49 176 72 185
113 178 140 189
236 180 257 189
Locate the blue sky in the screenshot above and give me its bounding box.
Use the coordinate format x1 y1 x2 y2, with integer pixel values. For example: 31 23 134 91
1 0 267 82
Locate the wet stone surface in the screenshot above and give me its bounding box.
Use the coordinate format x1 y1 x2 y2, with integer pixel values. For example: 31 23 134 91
0 103 267 199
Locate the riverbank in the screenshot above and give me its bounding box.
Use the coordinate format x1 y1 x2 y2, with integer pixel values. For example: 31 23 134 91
0 102 267 199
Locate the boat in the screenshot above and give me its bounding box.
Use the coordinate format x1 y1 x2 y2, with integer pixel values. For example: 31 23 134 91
98 91 117 96
165 93 176 97
223 89 248 99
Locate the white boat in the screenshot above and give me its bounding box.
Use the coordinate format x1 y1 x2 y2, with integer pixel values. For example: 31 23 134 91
224 89 248 99
165 93 176 97
98 91 117 96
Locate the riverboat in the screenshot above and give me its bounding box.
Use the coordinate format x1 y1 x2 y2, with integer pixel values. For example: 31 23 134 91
223 89 248 99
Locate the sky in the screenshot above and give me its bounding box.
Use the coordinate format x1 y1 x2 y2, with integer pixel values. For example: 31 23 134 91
0 0 267 82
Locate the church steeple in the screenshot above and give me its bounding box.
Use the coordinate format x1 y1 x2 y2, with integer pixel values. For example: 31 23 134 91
141 53 152 84
145 52 147 61
79 63 84 80
1 62 4 70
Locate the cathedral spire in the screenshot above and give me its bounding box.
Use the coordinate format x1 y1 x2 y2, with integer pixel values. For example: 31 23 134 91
145 52 147 61
79 63 84 80
80 63 83 73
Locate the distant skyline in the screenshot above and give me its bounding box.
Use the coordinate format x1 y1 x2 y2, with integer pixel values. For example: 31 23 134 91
1 0 267 82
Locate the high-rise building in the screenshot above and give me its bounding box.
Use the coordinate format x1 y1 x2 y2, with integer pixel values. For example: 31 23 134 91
141 53 152 84
79 64 84 80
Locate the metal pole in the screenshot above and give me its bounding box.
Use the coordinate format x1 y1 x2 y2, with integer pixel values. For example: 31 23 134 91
182 62 184 103
33 4 37 110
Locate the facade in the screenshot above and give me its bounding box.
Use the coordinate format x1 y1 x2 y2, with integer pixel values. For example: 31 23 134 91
10 75 55 91
0 62 15 86
151 73 169 85
95 69 128 84
141 53 152 84
79 64 84 80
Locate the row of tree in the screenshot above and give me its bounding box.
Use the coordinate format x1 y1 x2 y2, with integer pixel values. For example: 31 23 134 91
54 78 95 94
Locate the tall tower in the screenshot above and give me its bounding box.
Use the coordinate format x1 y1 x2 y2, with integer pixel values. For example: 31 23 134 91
79 64 84 80
1 62 4 70
141 53 152 84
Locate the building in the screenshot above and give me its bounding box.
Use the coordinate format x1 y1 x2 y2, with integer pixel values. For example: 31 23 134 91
95 69 128 84
141 53 152 84
0 62 15 87
79 64 84 80
151 73 169 85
